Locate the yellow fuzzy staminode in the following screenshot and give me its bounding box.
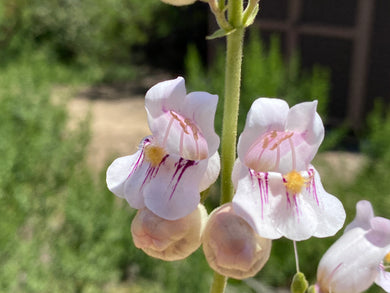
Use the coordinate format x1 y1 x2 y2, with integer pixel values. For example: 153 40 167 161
144 144 166 167
385 252 390 263
284 170 307 194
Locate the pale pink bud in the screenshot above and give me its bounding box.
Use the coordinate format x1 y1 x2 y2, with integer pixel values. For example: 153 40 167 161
160 0 196 6
131 204 207 261
202 203 272 279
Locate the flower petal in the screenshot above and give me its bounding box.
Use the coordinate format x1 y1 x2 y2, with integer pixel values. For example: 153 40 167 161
145 78 219 160
237 98 289 162
317 201 390 293
233 165 345 241
131 204 208 261
317 229 380 292
286 101 324 146
367 217 390 247
283 101 325 172
271 193 318 241
199 151 220 192
375 265 390 292
202 203 272 279
178 91 220 155
140 154 207 220
345 200 375 232
308 167 346 238
232 164 284 239
106 151 146 209
145 77 186 123
317 227 385 293
232 159 245 191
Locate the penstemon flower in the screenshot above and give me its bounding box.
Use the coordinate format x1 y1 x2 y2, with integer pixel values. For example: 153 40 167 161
315 200 390 293
106 77 220 220
232 98 345 241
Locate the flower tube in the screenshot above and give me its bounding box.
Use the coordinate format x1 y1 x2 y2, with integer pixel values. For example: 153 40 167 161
232 98 345 240
107 77 220 220
316 200 390 293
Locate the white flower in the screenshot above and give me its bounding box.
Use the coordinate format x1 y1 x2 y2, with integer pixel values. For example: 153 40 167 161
232 98 345 240
106 77 220 220
316 200 390 293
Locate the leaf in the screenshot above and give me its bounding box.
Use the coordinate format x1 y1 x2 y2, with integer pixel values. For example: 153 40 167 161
206 28 236 40
244 4 259 27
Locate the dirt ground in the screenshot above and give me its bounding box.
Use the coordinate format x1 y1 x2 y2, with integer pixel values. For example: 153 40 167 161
66 72 172 171
65 78 367 182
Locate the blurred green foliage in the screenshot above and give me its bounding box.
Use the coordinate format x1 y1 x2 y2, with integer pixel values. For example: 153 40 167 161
0 52 127 292
185 30 331 139
0 0 208 75
0 0 163 63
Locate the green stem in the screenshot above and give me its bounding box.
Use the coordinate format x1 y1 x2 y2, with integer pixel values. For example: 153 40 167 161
210 22 245 293
219 27 245 206
209 272 227 293
228 0 243 27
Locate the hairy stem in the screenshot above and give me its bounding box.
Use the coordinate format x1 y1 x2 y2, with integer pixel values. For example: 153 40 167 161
219 27 245 206
210 6 245 293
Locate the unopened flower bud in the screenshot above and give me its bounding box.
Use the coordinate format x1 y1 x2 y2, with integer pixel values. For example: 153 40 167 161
160 0 196 6
131 204 208 261
291 272 309 293
202 203 272 279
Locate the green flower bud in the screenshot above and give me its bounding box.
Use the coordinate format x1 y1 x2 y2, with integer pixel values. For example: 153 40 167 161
291 272 309 293
307 285 318 293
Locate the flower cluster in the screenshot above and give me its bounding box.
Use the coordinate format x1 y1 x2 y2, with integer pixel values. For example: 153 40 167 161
106 77 347 280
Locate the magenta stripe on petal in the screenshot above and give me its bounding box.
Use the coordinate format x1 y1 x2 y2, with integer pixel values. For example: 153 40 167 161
168 158 198 200
250 170 270 219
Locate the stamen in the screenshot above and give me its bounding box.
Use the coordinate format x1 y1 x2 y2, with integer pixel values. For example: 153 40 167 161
179 130 184 157
271 144 281 170
165 110 207 160
288 136 296 170
245 130 296 172
162 116 175 147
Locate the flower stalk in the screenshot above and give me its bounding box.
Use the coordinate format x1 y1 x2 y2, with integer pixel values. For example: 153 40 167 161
219 27 245 206
211 0 246 291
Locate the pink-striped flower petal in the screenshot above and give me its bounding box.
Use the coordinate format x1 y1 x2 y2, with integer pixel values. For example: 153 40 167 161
316 200 390 293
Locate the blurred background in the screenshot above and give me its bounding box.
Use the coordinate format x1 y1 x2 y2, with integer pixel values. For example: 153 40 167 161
0 0 389 292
